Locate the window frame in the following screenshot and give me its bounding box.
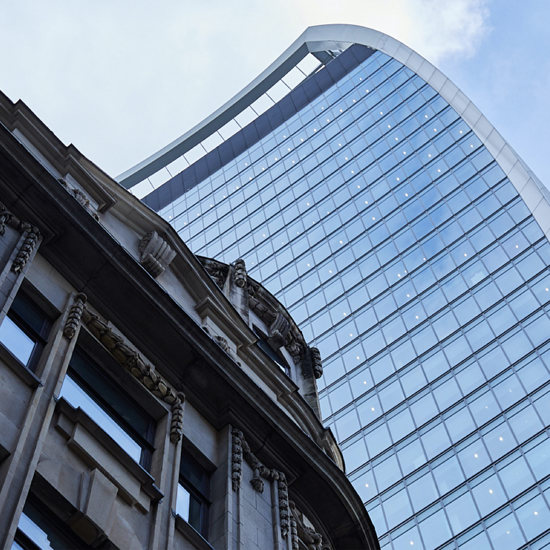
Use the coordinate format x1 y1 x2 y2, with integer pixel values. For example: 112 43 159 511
0 289 52 371
252 324 290 374
13 495 94 550
177 447 213 538
61 345 156 470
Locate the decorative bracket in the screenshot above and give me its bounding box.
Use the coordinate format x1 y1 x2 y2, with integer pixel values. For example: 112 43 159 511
310 347 323 379
11 223 41 274
268 312 291 349
232 258 247 288
63 293 87 340
138 231 176 277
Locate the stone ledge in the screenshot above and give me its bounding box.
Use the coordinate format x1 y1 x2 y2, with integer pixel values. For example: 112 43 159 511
0 342 42 388
54 398 163 513
174 514 215 550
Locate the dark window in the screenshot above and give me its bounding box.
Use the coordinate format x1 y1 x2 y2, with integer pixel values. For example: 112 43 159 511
253 325 290 373
12 497 92 550
0 292 51 370
59 347 155 469
177 450 211 537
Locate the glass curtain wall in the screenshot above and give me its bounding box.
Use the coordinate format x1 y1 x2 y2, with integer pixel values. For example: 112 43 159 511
144 45 550 549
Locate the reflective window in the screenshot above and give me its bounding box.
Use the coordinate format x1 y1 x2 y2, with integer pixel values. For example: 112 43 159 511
148 44 550 546
12 497 92 549
0 292 51 369
177 449 211 537
446 491 478 535
59 348 155 468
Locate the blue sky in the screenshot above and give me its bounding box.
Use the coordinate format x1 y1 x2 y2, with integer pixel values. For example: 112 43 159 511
1 1 548 189
438 1 550 189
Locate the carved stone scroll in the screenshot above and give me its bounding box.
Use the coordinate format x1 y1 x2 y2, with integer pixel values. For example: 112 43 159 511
268 312 291 349
231 428 243 492
11 223 40 274
200 258 229 289
310 347 323 379
138 231 176 278
170 394 185 443
233 258 247 288
63 293 87 340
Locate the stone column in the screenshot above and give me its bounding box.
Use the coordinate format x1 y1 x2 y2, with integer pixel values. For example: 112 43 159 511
0 292 82 549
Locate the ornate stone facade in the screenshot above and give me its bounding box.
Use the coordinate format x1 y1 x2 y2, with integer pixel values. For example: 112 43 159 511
138 230 176 277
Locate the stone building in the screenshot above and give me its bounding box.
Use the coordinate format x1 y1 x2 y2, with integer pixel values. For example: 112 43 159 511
0 92 378 549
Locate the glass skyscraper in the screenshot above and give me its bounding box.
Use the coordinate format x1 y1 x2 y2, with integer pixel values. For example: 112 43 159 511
119 25 550 549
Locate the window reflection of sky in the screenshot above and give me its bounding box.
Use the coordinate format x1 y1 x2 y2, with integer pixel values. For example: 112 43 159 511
59 376 142 462
0 316 35 365
160 47 550 548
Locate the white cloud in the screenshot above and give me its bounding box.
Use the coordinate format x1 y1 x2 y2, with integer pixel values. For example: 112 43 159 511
288 0 491 64
0 0 491 176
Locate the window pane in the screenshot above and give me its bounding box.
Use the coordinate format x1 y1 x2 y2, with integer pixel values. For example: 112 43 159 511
0 316 35 364
59 376 142 463
176 483 191 521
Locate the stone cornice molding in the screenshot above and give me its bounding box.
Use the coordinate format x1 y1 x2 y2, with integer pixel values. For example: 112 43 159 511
0 92 116 213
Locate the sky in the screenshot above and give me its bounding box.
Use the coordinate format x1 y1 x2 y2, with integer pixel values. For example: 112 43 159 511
1 0 548 190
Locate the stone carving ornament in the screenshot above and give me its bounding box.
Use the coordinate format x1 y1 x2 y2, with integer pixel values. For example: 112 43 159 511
0 204 41 273
232 258 247 288
11 223 41 274
138 231 176 278
289 500 325 550
80 308 184 442
230 428 290 537
309 347 323 379
63 293 87 340
231 428 243 492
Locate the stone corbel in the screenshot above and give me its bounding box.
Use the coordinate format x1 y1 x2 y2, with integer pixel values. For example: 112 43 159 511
268 312 291 349
138 231 176 278
232 258 247 288
310 347 323 379
11 222 41 274
301 346 323 380
63 293 88 340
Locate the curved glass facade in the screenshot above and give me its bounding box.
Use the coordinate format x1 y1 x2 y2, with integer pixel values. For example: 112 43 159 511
142 42 550 548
